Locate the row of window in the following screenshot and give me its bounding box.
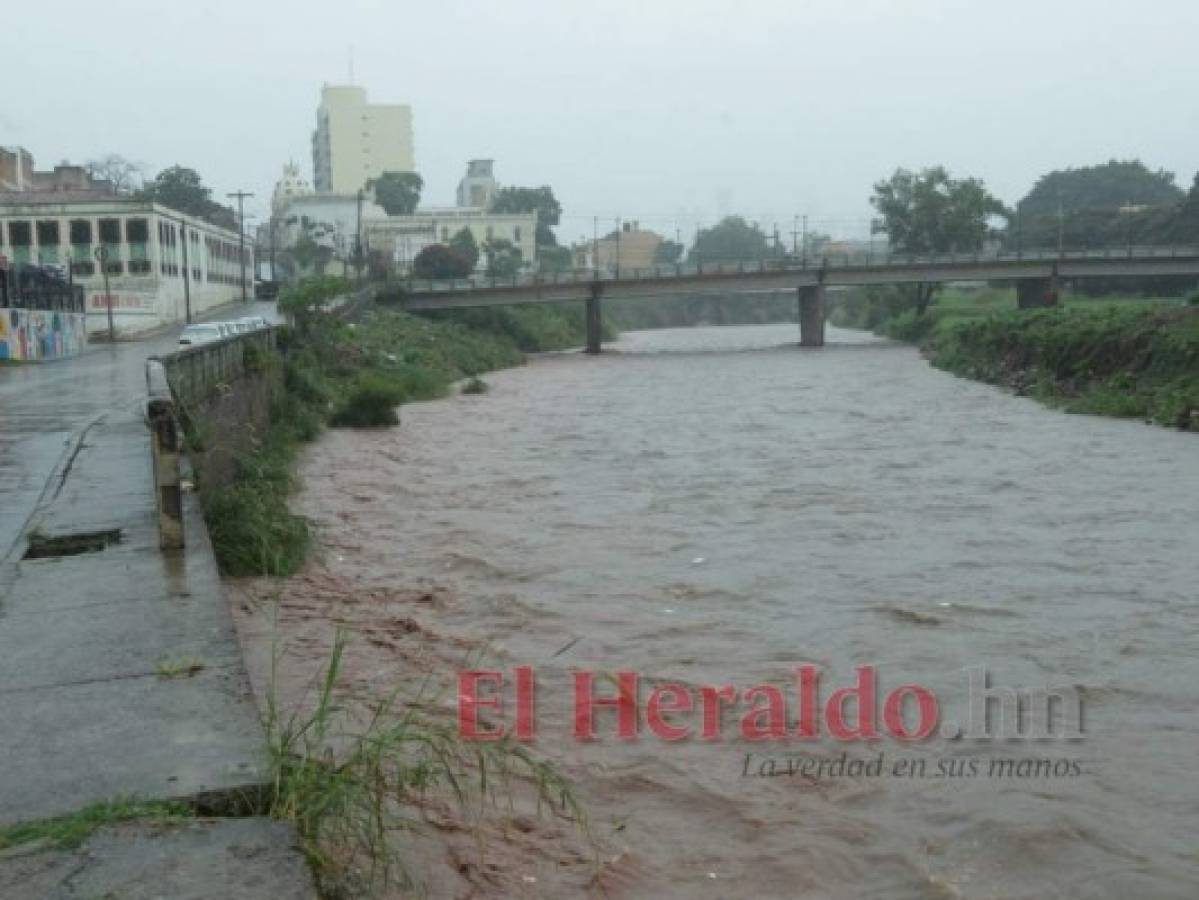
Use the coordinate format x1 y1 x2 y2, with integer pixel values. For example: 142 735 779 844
4 218 248 284
4 218 147 247
2 219 247 261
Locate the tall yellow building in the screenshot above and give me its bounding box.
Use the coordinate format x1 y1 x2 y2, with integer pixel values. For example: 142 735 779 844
311 85 414 194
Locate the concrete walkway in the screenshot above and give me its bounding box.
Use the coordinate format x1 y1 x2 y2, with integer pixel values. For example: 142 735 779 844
0 303 315 896
0 817 314 899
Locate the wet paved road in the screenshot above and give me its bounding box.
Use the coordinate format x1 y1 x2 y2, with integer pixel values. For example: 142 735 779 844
0 300 278 561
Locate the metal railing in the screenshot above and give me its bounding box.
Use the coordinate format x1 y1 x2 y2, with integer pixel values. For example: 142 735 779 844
155 328 276 410
0 264 86 312
395 244 1199 295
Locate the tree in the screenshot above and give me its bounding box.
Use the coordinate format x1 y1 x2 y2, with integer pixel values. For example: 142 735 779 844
538 245 573 274
370 171 423 216
1171 172 1199 243
289 218 334 276
490 186 561 246
687 217 773 264
1009 160 1184 251
412 244 473 279
804 231 832 259
137 166 237 229
871 166 1007 313
448 227 480 270
483 238 523 278
86 154 143 193
654 239 684 265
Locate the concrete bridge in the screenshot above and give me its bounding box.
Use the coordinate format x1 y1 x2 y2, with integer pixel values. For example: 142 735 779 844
398 245 1199 352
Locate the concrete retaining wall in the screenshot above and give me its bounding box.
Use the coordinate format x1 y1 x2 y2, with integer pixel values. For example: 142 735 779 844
156 330 281 494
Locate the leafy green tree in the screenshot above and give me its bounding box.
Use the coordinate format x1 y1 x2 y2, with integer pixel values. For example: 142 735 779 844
138 166 237 229
654 240 684 265
537 245 573 274
484 238 523 278
1009 160 1183 251
804 231 832 258
490 186 561 246
448 227 480 269
871 166 1007 313
1168 172 1199 243
290 220 333 276
370 171 424 216
687 217 773 264
412 244 473 279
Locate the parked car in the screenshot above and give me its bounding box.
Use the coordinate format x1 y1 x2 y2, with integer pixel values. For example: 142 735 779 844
254 280 279 300
178 324 224 346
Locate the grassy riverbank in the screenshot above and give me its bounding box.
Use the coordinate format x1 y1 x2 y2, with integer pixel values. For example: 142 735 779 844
831 287 1199 430
204 279 591 576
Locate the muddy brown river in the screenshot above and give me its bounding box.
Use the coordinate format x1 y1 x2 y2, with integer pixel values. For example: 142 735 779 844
232 324 1199 898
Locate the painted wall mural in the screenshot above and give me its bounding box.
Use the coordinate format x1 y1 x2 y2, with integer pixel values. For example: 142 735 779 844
0 308 88 361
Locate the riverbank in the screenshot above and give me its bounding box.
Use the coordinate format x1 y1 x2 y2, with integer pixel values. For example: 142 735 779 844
831 288 1199 430
228 323 1199 897
203 283 597 577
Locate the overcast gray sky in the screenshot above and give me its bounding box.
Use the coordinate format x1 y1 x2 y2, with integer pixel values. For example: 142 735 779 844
6 0 1197 242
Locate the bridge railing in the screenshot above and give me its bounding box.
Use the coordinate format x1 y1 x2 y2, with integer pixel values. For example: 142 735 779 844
396 245 1199 295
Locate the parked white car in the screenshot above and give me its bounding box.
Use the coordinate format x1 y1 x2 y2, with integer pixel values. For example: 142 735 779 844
178 324 224 346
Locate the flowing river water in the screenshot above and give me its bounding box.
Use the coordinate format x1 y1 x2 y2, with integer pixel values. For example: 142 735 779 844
232 323 1199 898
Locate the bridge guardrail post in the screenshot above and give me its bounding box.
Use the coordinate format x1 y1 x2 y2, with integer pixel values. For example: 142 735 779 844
145 358 184 551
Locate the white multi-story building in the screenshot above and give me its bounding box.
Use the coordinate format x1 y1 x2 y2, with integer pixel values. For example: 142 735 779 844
367 207 537 271
275 197 537 275
0 197 251 335
274 193 386 254
312 85 414 194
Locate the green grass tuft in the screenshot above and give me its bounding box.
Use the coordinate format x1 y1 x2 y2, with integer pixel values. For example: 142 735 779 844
0 799 192 852
329 373 403 428
263 633 588 893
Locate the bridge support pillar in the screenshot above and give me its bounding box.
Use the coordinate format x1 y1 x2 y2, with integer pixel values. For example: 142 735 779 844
1017 275 1059 309
798 285 825 347
585 287 603 354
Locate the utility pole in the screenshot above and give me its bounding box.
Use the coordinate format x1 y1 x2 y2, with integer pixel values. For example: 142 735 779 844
592 216 599 275
1056 194 1065 256
791 215 799 257
802 214 809 267
227 190 254 302
1126 197 1134 255
269 215 277 281
355 188 364 286
614 218 621 278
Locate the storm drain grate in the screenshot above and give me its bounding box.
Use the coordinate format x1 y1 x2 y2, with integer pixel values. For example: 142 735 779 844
23 529 123 559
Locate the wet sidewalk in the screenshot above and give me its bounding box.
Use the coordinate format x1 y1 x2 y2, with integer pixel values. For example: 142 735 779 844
0 303 315 897
0 411 267 823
